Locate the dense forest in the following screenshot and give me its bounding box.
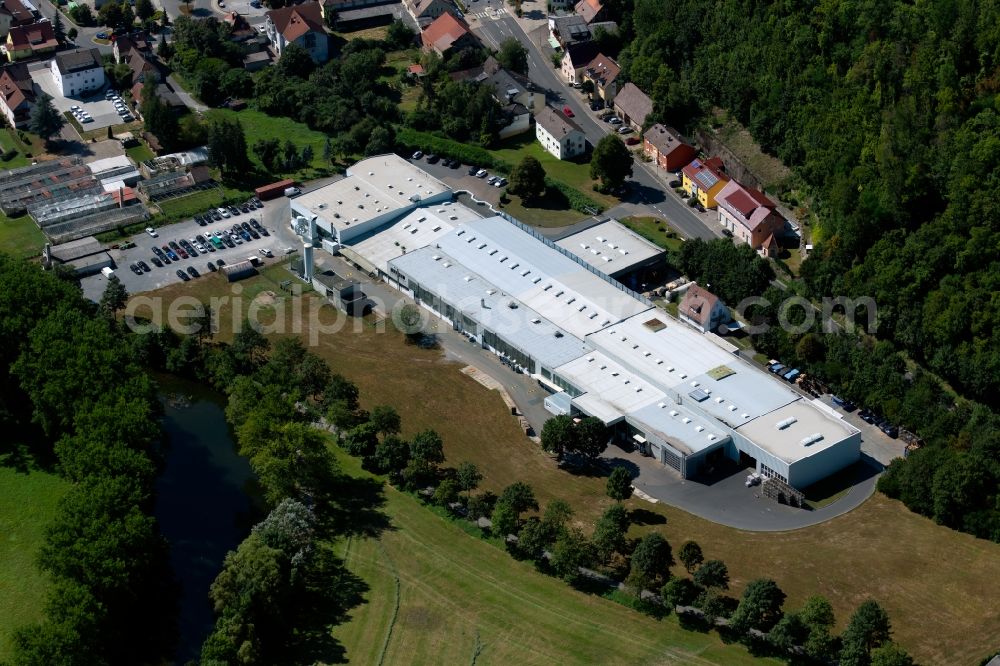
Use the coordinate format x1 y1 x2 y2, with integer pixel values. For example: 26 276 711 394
615 0 1000 540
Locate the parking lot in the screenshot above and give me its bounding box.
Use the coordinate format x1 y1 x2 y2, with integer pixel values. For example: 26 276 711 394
30 70 125 131
82 199 293 301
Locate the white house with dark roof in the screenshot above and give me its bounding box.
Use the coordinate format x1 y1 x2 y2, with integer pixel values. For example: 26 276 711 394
50 48 104 98
535 106 586 160
678 284 729 333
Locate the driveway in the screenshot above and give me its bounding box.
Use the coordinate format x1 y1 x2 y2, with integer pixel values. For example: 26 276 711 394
82 198 289 301
609 446 882 531
30 68 123 131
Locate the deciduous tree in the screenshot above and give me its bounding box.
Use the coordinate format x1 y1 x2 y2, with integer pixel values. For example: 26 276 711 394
605 466 633 502
692 559 729 590
496 38 528 74
840 599 892 666
729 578 786 635
678 540 704 573
590 134 633 191
508 155 546 203
29 93 65 145
627 532 673 590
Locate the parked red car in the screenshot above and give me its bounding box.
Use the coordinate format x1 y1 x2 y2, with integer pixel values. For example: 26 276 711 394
563 106 574 118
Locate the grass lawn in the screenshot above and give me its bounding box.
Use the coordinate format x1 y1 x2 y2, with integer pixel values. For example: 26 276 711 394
500 191 587 228
0 464 69 661
137 274 1000 666
619 216 685 253
150 186 253 225
490 135 618 209
0 212 45 259
125 143 155 164
204 109 331 184
0 130 32 169
330 451 772 666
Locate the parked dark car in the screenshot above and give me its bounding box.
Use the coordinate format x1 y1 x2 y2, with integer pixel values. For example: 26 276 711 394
222 236 235 248
259 228 269 236
880 423 899 438
187 266 199 278
129 263 142 275
137 260 151 272
208 262 217 272
831 395 856 412
151 256 163 268
426 154 439 164
216 259 226 267
212 211 223 221
248 229 260 240
176 269 190 281
241 221 252 232
468 165 478 176
196 216 207 227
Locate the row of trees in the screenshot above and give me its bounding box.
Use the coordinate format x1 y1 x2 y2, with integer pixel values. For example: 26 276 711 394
0 259 175 665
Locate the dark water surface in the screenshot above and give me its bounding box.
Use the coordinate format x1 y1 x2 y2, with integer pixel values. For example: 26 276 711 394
155 377 261 664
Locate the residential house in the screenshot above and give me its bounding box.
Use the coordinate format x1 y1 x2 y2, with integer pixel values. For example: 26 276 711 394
420 12 477 56
265 1 329 64
450 56 541 138
50 48 104 97
643 124 696 171
5 19 56 61
548 14 589 48
759 232 780 259
132 82 185 117
127 48 159 86
322 0 393 21
613 82 651 131
404 0 454 26
678 284 729 333
560 40 597 84
681 156 729 209
535 105 586 160
112 30 152 64
574 0 605 23
1 0 35 42
223 12 255 41
0 61 33 127
715 179 785 251
581 52 619 102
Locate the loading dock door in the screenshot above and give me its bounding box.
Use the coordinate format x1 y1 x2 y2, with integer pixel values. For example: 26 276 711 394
662 448 682 473
739 450 756 469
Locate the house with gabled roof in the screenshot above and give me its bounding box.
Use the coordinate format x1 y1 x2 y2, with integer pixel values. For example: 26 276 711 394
536 105 586 159
560 40 597 85
681 156 729 209
0 61 34 127
265 1 329 63
716 179 786 251
679 284 729 333
574 0 605 24
420 12 477 56
643 124 696 171
113 30 152 64
50 47 104 97
1 0 35 42
581 52 619 102
5 19 56 61
404 0 454 26
613 82 652 131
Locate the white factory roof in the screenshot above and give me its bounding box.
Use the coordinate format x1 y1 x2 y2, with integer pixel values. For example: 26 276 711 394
85 155 133 173
349 201 480 272
736 399 860 463
295 154 450 236
555 219 663 276
628 399 729 456
587 312 738 389
556 351 665 424
390 246 592 370
682 368 799 426
434 217 651 340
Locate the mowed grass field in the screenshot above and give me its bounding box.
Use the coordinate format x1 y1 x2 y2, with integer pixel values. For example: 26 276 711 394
331 452 773 666
204 109 330 180
0 465 69 661
137 273 1000 665
0 212 45 259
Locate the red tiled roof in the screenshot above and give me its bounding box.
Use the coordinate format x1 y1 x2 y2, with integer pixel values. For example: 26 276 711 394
267 1 325 42
583 52 619 87
574 0 602 23
0 63 34 110
7 21 58 51
679 284 721 328
716 179 779 232
682 156 727 188
421 12 471 53
2 0 34 25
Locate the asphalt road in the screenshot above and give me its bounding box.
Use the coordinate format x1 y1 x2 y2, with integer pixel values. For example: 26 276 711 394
473 13 720 241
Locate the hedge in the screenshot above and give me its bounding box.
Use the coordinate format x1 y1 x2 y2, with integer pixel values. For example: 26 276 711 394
395 126 603 215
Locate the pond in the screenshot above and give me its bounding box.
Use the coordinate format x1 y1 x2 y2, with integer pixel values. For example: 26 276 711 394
155 376 261 664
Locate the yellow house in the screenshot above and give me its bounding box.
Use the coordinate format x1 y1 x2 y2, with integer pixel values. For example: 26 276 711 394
681 156 730 209
5 22 58 62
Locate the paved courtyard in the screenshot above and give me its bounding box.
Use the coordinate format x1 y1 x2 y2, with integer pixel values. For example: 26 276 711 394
30 67 121 131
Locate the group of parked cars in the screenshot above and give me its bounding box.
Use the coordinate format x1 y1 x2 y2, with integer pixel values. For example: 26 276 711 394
133 209 270 281
105 89 133 123
830 396 900 438
767 360 801 383
68 105 93 124
194 198 264 226
411 152 508 188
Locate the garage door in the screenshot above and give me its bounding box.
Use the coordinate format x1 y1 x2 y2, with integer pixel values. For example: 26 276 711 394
661 447 682 472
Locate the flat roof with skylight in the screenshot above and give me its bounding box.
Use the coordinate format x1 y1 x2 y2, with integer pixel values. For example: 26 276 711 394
349 202 480 272
627 400 729 456
555 219 664 277
735 400 860 464
555 351 666 424
434 217 651 340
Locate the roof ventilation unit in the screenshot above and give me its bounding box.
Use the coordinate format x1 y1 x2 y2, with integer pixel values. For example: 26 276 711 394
776 417 798 430
800 433 824 446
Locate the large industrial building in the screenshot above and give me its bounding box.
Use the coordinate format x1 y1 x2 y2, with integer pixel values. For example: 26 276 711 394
292 155 861 490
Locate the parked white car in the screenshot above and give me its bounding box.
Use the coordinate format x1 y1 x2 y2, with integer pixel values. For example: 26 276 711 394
145 227 158 237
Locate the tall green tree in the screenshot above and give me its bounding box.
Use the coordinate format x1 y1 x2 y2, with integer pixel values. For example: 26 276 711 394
207 117 251 176
840 599 893 666
605 466 633 502
677 540 704 573
870 643 914 666
729 578 786 635
99 275 129 317
692 559 729 590
52 12 65 43
627 532 673 590
508 155 546 203
573 417 608 460
456 461 482 499
29 93 65 145
590 134 633 191
135 0 154 21
496 37 528 75
591 503 629 562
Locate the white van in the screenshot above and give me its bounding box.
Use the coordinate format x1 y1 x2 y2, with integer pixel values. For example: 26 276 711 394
284 186 301 197
101 267 115 278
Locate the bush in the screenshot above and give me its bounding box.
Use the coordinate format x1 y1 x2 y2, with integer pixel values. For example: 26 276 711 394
545 178 603 214
395 127 503 171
